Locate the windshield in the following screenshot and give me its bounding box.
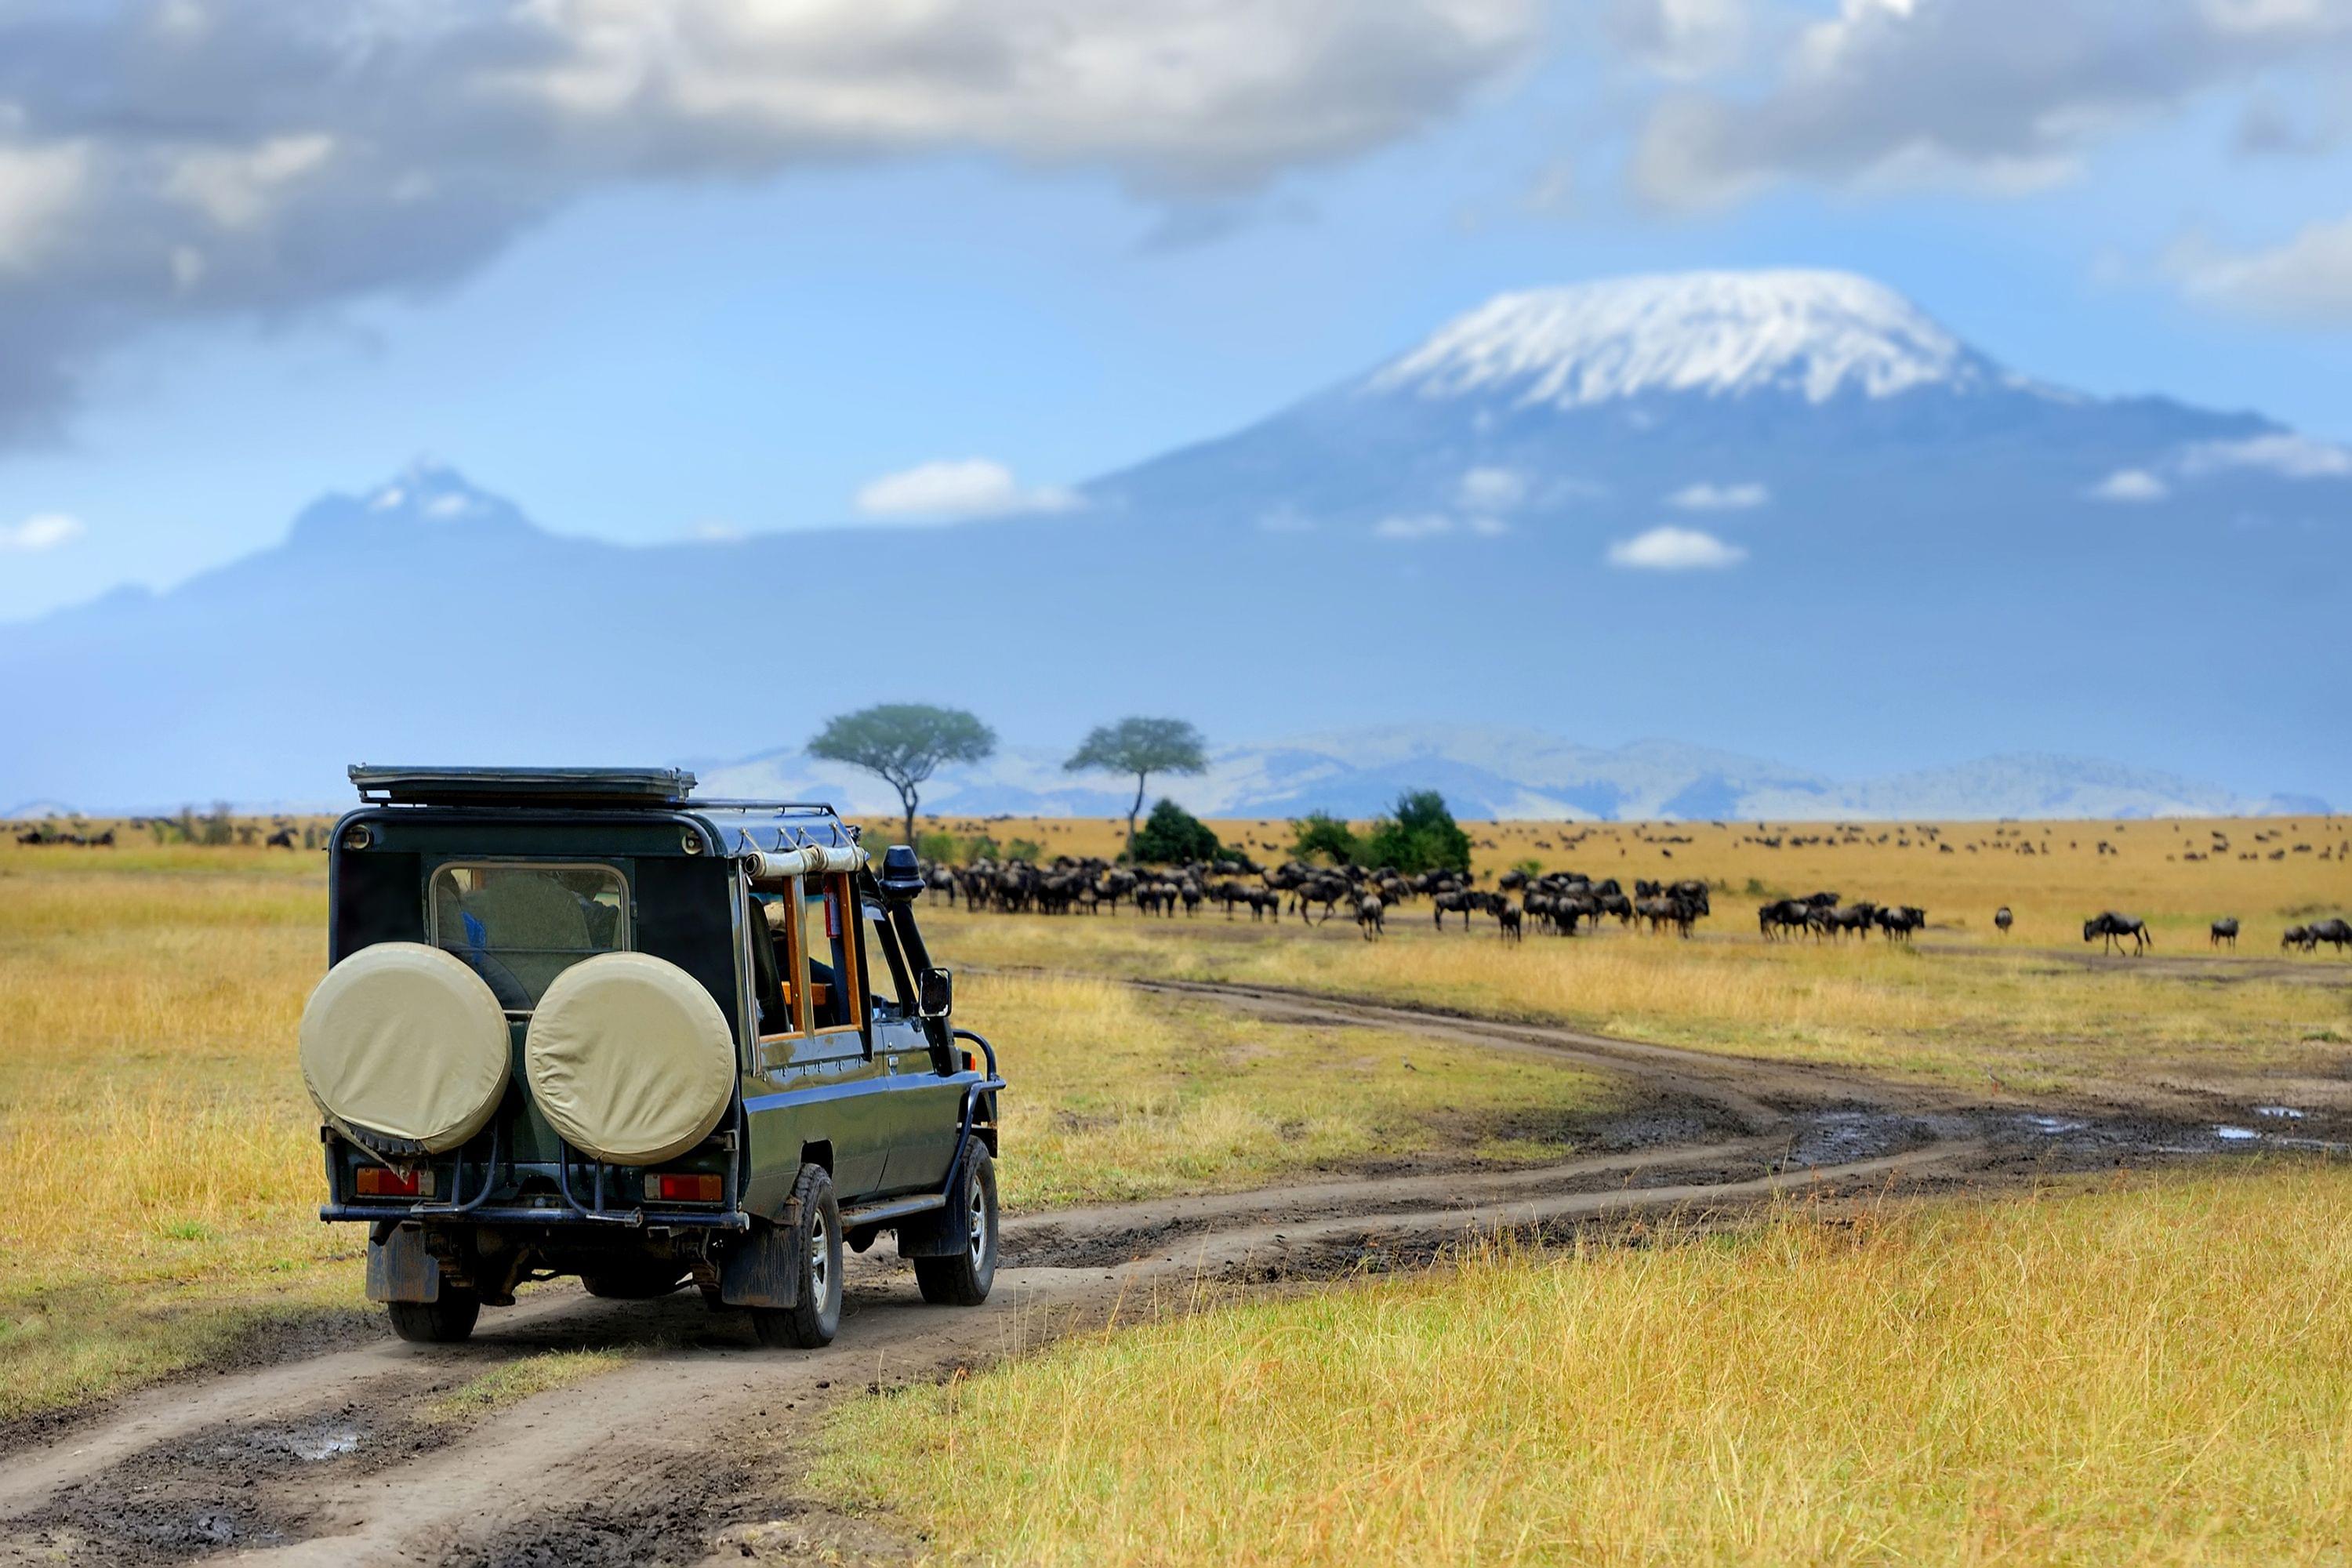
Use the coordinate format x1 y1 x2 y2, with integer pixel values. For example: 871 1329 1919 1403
430 862 628 1009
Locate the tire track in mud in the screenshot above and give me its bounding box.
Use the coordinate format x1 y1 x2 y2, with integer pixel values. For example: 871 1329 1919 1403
0 977 2273 1568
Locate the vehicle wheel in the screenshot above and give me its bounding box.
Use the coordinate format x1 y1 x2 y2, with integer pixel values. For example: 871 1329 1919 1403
913 1144 997 1307
752 1164 841 1348
387 1287 481 1344
580 1262 686 1300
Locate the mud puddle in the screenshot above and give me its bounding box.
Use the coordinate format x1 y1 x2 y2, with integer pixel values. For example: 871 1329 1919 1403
14 1388 448 1563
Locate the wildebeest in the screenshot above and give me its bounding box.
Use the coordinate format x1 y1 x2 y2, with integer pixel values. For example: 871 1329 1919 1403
1496 901 1523 942
2283 925 2311 951
265 828 296 849
1432 889 1480 930
1994 906 2013 936
1355 894 1385 941
2083 911 2151 955
2209 916 2239 949
2307 917 2352 954
1875 906 1926 942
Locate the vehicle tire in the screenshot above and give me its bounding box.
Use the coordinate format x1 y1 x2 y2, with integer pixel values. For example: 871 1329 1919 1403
751 1164 841 1348
387 1287 481 1344
579 1262 687 1300
913 1144 997 1307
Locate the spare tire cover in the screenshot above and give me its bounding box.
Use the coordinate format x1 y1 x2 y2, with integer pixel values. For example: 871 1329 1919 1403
524 953 735 1166
300 942 512 1154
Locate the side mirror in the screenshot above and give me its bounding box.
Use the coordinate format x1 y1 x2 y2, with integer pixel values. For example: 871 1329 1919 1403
917 966 953 1019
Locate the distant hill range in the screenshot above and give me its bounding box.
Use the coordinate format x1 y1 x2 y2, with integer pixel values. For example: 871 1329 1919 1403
2 267 2342 811
691 727 2323 825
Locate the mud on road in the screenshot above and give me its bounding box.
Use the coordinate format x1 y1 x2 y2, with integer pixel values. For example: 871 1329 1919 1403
4 977 2336 1567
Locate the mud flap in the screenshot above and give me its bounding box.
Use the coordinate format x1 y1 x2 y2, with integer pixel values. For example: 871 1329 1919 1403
893 1200 964 1258
366 1226 441 1303
718 1219 800 1310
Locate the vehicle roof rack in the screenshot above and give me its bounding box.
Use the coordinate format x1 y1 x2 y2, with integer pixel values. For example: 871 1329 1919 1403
348 764 698 808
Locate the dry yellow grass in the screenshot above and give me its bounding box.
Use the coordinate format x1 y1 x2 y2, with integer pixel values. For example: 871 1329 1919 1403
927 902 2352 1099
970 973 1617 1211
822 1161 2352 1566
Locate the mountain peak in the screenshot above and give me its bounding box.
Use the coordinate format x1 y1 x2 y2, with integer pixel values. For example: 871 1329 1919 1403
1367 269 2000 408
285 462 535 549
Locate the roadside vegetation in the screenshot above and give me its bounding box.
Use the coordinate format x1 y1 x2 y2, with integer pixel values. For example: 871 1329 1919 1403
822 1160 2352 1565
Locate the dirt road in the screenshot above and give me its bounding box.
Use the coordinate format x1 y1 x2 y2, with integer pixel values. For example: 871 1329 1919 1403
2 978 2320 1567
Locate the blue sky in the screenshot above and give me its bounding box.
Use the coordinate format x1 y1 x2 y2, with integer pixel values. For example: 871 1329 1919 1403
2 0 2350 622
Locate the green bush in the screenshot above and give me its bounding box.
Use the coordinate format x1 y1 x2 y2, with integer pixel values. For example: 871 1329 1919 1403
1006 837 1046 863
1290 811 1360 866
1360 791 1471 876
1129 800 1221 866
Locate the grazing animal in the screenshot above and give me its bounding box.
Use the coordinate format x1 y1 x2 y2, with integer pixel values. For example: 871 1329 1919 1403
1497 902 1523 942
1355 894 1385 941
1994 906 2013 936
2083 911 2151 956
265 828 296 849
2308 917 2352 954
1873 906 1926 942
2209 916 2239 950
2283 925 2310 952
1432 890 1479 930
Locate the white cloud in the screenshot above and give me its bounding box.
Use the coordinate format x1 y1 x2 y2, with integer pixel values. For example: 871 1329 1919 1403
1623 0 2352 209
1457 466 1528 510
2088 468 2169 502
1258 505 1316 533
1372 512 1457 539
1468 514 1510 536
2179 432 2352 478
1606 524 1745 570
0 143 87 274
2169 213 2352 325
690 520 746 543
854 459 1082 522
0 512 84 552
1665 479 1768 510
0 0 1544 445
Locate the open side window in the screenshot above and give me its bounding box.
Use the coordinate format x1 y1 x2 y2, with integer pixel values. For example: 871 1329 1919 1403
751 873 866 1050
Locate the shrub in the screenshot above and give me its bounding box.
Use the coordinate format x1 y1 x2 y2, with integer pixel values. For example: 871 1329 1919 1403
1361 791 1471 876
1290 811 1359 866
1130 800 1221 866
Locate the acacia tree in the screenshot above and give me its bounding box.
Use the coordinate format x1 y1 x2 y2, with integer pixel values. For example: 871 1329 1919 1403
808 703 996 851
1065 717 1207 863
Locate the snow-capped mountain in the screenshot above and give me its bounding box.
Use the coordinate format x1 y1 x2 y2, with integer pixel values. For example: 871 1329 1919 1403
0 269 2342 811
1367 270 2002 408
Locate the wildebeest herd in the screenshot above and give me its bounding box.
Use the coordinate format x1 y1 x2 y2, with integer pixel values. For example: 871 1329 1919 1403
916 851 2352 963
13 826 114 846
927 856 1715 942
1755 893 1927 942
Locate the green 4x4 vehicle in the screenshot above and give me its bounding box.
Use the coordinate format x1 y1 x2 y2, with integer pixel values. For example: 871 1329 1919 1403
302 765 1002 1348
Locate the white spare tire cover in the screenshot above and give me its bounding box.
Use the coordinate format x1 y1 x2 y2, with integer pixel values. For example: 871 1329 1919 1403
524 953 735 1166
300 942 512 1154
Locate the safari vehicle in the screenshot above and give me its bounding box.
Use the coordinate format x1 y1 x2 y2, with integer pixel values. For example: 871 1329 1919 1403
300 765 1002 1348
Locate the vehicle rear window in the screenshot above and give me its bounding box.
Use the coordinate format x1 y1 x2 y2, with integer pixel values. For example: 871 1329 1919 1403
430 862 628 1009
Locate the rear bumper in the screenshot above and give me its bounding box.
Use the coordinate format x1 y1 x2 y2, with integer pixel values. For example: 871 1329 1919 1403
321 1201 749 1230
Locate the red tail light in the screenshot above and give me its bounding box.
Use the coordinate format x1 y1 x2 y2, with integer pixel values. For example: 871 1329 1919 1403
356 1167 426 1198
961 1050 976 1073
649 1172 722 1203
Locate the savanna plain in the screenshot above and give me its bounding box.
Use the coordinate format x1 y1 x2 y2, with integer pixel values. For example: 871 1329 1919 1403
3 811 2350 1565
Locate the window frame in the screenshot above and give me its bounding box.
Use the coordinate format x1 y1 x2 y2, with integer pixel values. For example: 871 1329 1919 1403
426 858 632 1015
789 871 865 1038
